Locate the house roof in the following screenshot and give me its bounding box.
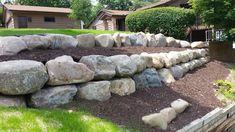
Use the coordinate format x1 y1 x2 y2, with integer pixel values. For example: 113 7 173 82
87 9 132 28
137 0 188 10
3 4 72 14
104 10 132 16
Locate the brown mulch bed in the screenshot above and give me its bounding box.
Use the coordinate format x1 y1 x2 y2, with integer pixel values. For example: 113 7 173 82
61 60 230 132
0 47 187 63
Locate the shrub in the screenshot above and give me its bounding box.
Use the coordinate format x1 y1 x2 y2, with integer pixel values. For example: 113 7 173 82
229 28 235 41
125 7 196 39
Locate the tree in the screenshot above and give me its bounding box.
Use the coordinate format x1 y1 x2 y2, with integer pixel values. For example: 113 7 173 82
70 0 93 24
131 0 160 10
98 0 133 10
190 0 235 30
15 0 71 8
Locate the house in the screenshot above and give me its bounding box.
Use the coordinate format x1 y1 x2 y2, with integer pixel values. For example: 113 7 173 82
88 9 132 31
2 4 81 29
137 0 190 11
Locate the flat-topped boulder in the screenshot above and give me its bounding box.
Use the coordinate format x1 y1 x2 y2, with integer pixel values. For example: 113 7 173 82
79 55 116 80
109 55 137 77
20 35 51 50
77 81 111 101
0 95 26 107
110 78 135 96
46 55 94 85
76 34 95 48
29 85 77 108
95 34 114 48
47 34 78 49
0 36 27 56
0 60 48 95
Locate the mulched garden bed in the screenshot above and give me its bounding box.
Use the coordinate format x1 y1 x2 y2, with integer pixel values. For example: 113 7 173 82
0 47 187 63
61 60 230 132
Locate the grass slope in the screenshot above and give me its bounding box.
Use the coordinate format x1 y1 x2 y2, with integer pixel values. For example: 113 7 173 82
0 107 127 132
0 28 129 36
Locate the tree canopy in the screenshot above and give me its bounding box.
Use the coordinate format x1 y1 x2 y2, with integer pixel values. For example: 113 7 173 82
15 0 71 8
190 0 235 29
98 0 160 10
70 0 93 24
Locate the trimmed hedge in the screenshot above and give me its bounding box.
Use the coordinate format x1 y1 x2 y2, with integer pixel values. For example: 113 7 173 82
126 7 196 39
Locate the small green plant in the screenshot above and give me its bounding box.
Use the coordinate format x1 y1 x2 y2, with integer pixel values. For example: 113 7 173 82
215 80 235 100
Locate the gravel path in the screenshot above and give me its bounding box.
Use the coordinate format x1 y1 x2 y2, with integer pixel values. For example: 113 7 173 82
61 60 229 132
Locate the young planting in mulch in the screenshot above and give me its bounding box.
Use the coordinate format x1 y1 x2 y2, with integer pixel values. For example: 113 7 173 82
61 60 229 132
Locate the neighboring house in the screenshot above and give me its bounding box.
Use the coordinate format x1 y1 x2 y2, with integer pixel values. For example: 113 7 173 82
137 0 190 10
2 4 81 29
88 9 132 31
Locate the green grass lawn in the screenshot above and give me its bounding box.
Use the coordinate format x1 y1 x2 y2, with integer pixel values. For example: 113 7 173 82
0 28 129 36
0 107 127 132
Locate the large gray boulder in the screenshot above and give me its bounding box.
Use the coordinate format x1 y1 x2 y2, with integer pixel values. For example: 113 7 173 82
171 99 190 114
133 68 162 89
109 55 137 77
47 34 78 49
95 34 114 48
78 81 111 101
129 32 148 46
170 65 185 80
29 85 77 108
76 34 95 48
110 78 135 96
180 63 191 74
0 36 27 56
120 34 131 46
146 33 157 47
113 33 122 47
20 35 51 50
130 54 148 73
0 60 48 95
142 113 168 130
158 68 175 84
0 95 26 107
155 33 167 47
180 51 191 63
46 55 94 86
166 37 180 47
79 55 116 80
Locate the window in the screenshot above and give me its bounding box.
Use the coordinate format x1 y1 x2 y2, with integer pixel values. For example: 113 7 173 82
44 17 55 22
28 17 32 22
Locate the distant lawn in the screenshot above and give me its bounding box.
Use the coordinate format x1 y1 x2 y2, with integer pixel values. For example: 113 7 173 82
0 107 127 132
0 28 130 36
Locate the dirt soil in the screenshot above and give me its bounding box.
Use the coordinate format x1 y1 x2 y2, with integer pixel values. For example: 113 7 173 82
61 60 230 132
0 47 187 63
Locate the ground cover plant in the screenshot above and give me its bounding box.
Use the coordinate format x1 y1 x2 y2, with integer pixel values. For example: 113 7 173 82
0 28 129 36
215 80 235 101
125 7 195 39
0 107 127 132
